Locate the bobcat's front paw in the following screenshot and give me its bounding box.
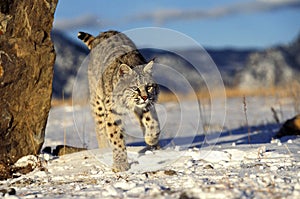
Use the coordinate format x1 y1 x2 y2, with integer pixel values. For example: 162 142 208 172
138 143 161 154
147 143 160 150
112 160 130 172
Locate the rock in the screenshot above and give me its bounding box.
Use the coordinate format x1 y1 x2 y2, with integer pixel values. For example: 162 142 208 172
42 145 87 156
275 115 300 138
0 163 10 180
53 145 87 156
0 0 58 177
0 188 16 196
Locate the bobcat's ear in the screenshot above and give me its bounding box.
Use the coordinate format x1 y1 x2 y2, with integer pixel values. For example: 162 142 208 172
143 60 154 74
118 64 132 78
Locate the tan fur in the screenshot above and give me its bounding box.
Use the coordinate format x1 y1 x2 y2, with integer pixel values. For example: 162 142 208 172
78 30 160 172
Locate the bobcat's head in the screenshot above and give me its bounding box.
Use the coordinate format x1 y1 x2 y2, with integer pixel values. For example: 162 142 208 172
114 61 159 110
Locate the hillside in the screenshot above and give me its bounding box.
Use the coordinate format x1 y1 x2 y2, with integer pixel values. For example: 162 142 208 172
51 30 300 98
236 34 300 89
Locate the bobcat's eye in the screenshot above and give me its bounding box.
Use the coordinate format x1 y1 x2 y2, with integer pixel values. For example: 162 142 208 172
131 86 140 93
147 86 153 92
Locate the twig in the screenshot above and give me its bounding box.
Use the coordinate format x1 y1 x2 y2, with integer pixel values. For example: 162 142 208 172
271 107 280 124
63 90 66 156
199 100 207 134
243 96 251 144
284 144 292 156
82 113 87 148
198 99 210 146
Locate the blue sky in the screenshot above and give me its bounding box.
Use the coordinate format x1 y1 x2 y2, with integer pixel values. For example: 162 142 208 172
54 0 300 49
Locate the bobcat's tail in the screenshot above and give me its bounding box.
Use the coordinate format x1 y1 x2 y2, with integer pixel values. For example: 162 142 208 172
78 31 94 50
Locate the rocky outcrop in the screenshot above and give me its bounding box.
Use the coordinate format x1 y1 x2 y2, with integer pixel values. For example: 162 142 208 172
275 115 300 138
42 145 87 156
0 0 57 178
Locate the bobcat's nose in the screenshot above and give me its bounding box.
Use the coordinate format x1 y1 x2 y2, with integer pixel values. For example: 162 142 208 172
141 96 147 101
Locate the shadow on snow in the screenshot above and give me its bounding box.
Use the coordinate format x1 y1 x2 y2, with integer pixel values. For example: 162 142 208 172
128 122 299 149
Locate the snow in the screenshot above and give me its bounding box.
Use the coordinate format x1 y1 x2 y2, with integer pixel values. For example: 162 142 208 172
1 96 300 198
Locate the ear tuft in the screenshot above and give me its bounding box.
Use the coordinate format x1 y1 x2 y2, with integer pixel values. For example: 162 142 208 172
118 64 132 77
143 61 154 73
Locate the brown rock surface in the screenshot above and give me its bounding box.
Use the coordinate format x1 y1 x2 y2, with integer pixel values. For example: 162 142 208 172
0 0 58 178
275 115 300 138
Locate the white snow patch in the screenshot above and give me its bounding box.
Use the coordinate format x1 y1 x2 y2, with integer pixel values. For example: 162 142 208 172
1 97 299 198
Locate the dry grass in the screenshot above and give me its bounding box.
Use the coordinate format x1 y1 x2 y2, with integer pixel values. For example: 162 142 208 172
159 84 300 101
51 84 300 107
242 96 251 144
225 86 295 99
51 98 73 107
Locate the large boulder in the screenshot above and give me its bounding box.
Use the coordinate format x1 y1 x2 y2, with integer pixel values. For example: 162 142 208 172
0 0 57 178
275 115 300 138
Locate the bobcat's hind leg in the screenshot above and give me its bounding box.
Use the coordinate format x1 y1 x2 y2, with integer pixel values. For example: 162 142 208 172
106 114 129 172
91 96 110 148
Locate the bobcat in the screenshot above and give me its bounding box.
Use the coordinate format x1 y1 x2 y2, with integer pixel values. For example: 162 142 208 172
78 30 161 172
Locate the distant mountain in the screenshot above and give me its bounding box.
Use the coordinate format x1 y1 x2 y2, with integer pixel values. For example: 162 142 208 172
139 48 255 92
51 30 299 98
51 30 88 98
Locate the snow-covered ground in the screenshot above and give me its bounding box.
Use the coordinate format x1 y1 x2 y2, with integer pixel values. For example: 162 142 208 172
1 96 300 198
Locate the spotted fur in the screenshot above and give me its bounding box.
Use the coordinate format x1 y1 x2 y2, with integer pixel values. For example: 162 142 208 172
78 30 161 172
